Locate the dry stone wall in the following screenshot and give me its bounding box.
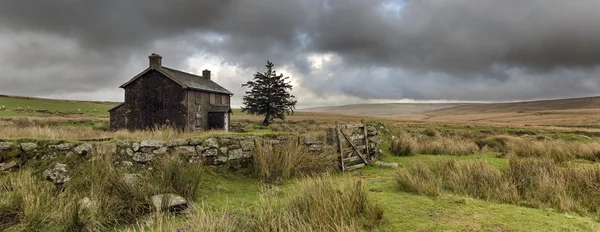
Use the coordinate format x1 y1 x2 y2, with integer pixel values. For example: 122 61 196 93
0 134 336 173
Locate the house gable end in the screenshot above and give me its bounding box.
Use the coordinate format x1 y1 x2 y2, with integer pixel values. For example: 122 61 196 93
120 68 187 89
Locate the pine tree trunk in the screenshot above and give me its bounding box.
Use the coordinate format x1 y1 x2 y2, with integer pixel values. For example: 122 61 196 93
263 112 270 126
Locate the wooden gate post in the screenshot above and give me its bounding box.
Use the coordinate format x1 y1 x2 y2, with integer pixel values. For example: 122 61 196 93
362 120 369 162
336 121 345 171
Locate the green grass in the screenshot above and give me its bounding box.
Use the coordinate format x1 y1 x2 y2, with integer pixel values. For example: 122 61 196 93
0 96 117 117
388 152 509 170
195 173 264 211
144 153 599 231
354 162 599 231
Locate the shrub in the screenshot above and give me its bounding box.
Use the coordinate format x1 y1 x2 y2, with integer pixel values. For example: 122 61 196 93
253 141 338 182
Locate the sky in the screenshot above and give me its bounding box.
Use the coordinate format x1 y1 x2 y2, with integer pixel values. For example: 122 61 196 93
1 0 600 108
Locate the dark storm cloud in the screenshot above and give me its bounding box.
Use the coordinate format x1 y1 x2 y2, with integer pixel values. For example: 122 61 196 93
313 0 600 74
0 0 600 102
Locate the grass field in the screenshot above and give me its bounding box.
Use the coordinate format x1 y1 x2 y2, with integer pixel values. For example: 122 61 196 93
3 94 600 231
0 95 117 117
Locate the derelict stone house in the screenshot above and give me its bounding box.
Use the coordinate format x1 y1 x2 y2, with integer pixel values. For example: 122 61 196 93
109 53 233 131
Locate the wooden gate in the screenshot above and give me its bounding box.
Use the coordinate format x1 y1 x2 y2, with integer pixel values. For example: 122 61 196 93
335 120 371 172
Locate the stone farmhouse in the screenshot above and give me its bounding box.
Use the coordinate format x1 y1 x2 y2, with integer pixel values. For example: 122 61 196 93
109 53 233 131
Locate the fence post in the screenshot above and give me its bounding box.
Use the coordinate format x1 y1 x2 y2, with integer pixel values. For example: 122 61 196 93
336 121 344 171
362 119 369 162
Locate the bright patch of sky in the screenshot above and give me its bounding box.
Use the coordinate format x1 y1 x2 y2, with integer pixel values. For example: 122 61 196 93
380 0 405 18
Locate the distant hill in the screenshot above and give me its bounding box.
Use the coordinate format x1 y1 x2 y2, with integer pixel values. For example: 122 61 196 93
300 96 600 117
299 103 467 116
426 96 600 116
0 94 119 117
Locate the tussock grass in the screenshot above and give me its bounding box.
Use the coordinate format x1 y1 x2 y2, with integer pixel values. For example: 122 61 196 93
129 176 383 232
0 152 207 231
390 134 417 156
253 176 383 231
253 140 338 182
395 162 441 196
64 153 153 231
0 170 62 231
391 133 479 156
505 138 600 162
152 158 205 200
394 157 600 217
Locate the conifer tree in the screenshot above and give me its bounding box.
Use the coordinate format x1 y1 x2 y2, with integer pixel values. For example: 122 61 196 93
241 61 297 126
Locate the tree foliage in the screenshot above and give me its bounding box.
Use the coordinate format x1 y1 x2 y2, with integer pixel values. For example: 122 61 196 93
241 61 297 125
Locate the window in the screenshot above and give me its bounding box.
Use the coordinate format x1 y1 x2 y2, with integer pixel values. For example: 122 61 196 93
221 95 229 105
209 93 215 104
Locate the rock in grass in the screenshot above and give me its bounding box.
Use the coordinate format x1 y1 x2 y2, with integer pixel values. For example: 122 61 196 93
122 173 142 186
374 161 399 169
79 197 93 209
43 163 71 184
151 194 192 214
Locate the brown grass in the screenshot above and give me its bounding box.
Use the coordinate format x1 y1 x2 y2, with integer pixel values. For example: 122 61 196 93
129 176 383 232
255 176 383 231
391 133 479 156
505 138 600 162
253 140 338 182
394 157 600 217
0 124 226 140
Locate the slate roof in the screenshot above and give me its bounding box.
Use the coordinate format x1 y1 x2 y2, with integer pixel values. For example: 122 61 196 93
159 67 233 95
120 66 233 95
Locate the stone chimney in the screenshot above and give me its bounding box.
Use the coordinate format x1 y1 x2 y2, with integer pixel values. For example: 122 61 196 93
202 69 211 80
149 53 162 68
